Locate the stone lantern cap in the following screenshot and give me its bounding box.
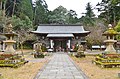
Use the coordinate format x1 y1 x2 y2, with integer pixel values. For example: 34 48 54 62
102 24 119 36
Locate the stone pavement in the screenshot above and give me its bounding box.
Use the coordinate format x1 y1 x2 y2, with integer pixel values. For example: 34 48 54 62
34 52 88 79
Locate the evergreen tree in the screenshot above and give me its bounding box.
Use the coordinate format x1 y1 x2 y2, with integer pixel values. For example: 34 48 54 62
20 0 33 20
85 2 95 18
34 0 49 25
48 6 68 24
80 2 95 26
48 6 79 24
0 0 7 33
5 0 33 21
5 0 20 17
97 0 120 25
67 10 79 24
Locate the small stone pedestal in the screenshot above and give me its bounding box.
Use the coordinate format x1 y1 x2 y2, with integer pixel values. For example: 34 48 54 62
34 43 44 58
75 45 85 58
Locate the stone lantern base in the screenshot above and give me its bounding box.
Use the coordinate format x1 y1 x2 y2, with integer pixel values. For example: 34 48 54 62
104 40 117 53
3 40 16 54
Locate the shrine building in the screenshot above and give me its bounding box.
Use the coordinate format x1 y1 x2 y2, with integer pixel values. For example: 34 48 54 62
31 24 90 52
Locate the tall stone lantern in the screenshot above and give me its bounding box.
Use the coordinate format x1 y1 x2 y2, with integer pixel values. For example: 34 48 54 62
2 22 17 54
103 24 118 53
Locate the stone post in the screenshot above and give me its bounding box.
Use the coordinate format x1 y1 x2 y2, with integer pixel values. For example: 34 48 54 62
50 40 53 48
0 42 1 51
2 42 5 51
68 40 70 49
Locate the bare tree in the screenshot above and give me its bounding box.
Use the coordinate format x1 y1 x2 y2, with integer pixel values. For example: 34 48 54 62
86 26 106 49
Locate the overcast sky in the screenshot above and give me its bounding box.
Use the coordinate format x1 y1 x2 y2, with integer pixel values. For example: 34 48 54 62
33 0 102 17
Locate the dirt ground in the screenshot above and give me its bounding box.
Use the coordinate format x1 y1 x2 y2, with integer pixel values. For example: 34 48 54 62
0 50 120 79
0 50 50 79
71 56 120 79
0 62 45 79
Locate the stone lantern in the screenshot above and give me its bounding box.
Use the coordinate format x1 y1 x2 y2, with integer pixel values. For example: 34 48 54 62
103 24 118 53
2 22 17 54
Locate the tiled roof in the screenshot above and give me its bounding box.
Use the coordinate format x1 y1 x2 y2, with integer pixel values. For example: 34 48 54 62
31 25 90 34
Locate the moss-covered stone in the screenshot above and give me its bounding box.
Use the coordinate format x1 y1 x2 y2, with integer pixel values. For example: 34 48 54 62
93 53 120 68
103 28 118 35
0 54 27 68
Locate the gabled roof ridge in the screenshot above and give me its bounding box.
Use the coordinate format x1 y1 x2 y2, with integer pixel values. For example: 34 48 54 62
38 24 82 26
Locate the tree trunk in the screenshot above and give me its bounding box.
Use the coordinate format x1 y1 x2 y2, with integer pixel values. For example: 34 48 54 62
3 1 5 17
0 1 2 10
12 0 16 17
20 42 24 56
2 0 6 33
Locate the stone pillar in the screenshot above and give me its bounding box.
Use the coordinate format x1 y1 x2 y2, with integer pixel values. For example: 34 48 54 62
0 42 1 51
33 43 36 50
2 42 5 51
50 40 53 48
76 36 81 45
68 40 70 49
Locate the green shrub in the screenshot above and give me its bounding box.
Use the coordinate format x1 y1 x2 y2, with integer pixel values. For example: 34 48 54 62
41 45 47 52
34 53 44 58
73 43 78 52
